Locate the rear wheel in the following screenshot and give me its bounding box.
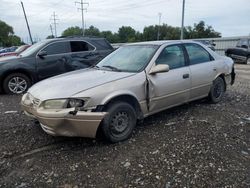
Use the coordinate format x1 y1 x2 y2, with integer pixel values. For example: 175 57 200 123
102 102 136 143
209 77 225 103
3 73 31 94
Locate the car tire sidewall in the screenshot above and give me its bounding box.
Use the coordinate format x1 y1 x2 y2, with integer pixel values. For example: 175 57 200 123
102 102 136 143
3 73 31 94
246 57 250 65
209 77 225 103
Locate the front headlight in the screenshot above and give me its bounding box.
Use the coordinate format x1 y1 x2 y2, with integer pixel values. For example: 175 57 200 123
43 99 67 109
42 98 86 109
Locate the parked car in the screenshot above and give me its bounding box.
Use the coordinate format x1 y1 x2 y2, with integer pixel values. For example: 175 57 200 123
0 47 17 54
21 40 235 143
225 38 250 64
0 37 114 94
193 40 216 51
0 45 30 58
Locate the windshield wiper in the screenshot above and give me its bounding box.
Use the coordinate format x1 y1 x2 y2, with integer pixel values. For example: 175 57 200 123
91 65 99 69
101 65 121 72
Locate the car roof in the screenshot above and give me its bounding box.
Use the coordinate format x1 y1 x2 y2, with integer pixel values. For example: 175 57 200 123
44 37 113 50
125 40 200 46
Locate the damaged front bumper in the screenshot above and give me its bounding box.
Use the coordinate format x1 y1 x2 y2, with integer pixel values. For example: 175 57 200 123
21 101 106 138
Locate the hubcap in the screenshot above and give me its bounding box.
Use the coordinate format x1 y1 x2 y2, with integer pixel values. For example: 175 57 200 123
213 82 223 98
110 111 129 136
8 77 27 94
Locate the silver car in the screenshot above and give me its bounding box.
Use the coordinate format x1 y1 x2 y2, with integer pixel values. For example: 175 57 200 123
21 41 235 142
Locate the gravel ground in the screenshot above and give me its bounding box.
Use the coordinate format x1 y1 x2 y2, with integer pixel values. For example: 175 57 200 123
0 64 250 188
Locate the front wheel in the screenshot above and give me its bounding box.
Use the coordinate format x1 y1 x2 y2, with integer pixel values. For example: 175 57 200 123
246 57 250 65
209 77 225 103
101 102 136 143
3 73 31 94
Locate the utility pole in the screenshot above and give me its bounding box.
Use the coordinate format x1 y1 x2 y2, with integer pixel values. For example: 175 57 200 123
157 12 162 40
75 0 89 36
180 0 185 40
50 12 59 37
20 1 33 44
50 24 54 38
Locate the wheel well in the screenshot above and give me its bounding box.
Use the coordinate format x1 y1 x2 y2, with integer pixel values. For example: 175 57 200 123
104 95 143 120
1 70 33 89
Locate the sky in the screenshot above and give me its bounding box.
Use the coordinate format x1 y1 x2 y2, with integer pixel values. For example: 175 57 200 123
0 0 250 43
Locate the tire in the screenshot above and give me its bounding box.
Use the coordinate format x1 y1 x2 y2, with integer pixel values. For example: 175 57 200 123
246 57 250 65
209 77 225 103
3 73 31 94
102 102 136 143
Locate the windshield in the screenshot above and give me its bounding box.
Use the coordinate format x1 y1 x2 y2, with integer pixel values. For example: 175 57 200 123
97 45 158 72
19 40 49 57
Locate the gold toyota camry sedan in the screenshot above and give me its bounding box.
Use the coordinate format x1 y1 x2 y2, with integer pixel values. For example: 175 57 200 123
21 41 235 143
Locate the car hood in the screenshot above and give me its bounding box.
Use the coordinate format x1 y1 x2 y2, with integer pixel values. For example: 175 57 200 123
0 55 20 63
28 68 136 101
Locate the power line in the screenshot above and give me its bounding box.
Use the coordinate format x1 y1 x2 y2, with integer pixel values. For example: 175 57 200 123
50 12 59 37
75 0 89 36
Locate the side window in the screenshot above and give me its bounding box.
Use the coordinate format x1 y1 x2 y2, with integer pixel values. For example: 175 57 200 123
43 42 69 55
155 45 185 69
241 39 248 47
70 41 95 52
185 43 212 65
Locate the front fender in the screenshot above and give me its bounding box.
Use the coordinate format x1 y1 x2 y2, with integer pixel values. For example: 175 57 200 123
101 90 140 105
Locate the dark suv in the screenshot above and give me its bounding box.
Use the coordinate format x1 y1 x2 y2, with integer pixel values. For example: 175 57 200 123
225 38 250 64
0 37 114 94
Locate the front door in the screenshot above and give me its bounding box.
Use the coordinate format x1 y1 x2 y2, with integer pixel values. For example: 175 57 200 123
148 44 191 113
36 41 71 80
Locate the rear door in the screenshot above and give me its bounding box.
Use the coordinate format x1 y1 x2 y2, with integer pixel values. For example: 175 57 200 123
36 41 71 80
184 43 216 101
66 40 101 71
148 44 191 113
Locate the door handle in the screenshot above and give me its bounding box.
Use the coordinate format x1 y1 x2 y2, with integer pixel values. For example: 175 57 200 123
183 73 189 79
213 67 217 71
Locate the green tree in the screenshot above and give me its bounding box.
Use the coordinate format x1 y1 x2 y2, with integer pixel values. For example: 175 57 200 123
61 26 82 37
0 20 22 47
117 26 136 42
85 25 101 37
46 35 55 39
185 21 221 39
100 31 118 43
7 35 22 46
143 25 157 41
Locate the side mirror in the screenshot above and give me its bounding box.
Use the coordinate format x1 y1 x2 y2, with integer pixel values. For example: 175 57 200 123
212 43 216 46
37 51 47 58
241 45 248 49
149 64 169 75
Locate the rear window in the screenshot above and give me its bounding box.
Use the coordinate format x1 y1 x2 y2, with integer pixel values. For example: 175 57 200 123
185 43 212 65
70 41 95 52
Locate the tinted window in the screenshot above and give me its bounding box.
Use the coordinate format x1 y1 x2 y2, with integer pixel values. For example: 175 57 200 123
43 42 69 55
156 45 185 69
241 39 248 47
70 41 94 52
185 43 212 65
237 39 249 47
